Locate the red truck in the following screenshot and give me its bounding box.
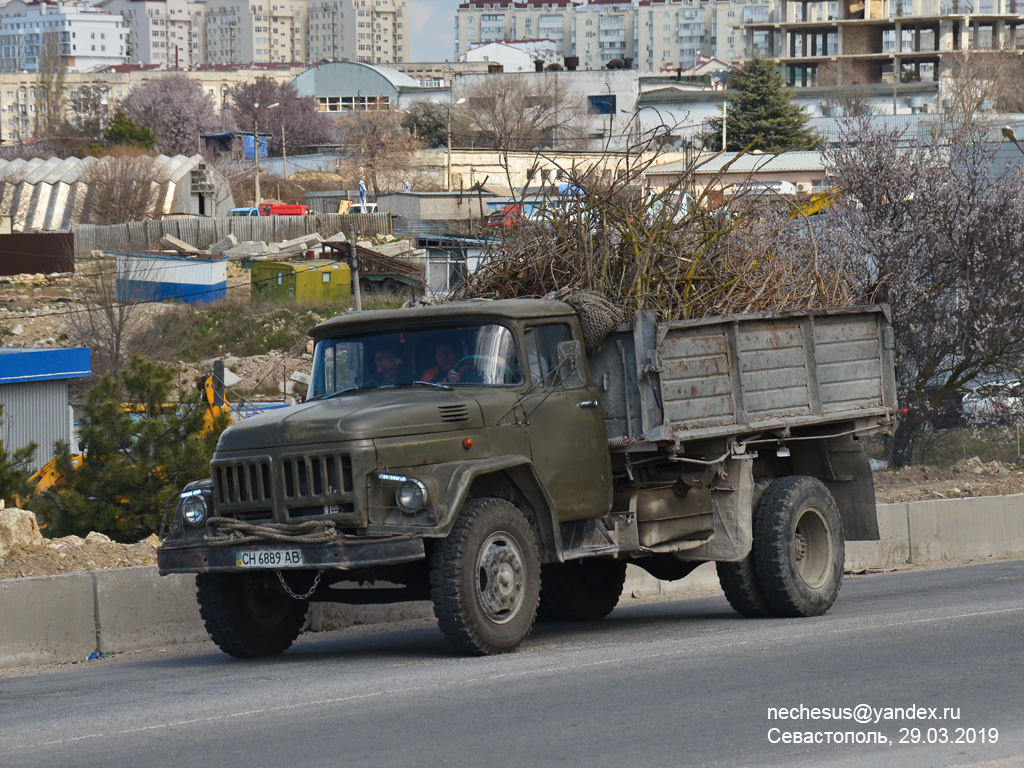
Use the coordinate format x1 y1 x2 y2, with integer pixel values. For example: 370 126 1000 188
258 201 311 216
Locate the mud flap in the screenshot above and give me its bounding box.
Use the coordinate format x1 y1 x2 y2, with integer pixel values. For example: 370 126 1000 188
676 457 754 562
791 435 880 541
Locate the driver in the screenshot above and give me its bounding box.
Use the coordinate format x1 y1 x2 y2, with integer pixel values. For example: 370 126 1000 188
421 343 470 383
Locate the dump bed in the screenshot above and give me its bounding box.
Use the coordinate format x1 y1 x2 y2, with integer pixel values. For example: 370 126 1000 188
590 305 897 447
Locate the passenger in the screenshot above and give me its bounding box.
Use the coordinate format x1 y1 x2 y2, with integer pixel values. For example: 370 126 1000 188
373 349 405 386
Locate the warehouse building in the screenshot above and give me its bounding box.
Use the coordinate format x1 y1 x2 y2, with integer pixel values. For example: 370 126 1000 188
0 348 91 473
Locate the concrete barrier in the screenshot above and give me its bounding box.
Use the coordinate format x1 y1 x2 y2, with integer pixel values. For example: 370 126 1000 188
2 494 1024 669
93 568 207 654
0 572 96 668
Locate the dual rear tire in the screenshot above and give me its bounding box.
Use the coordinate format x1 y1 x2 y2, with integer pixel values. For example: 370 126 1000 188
718 475 845 618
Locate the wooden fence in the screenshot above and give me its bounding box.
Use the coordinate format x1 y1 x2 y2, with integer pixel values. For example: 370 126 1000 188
72 213 392 254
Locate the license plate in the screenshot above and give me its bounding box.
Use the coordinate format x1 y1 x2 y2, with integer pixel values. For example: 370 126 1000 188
235 549 304 568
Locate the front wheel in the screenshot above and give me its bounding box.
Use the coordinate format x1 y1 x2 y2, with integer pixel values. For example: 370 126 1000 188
196 572 309 658
429 498 541 655
752 476 845 618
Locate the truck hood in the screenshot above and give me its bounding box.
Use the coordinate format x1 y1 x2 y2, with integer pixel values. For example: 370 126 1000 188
217 389 485 450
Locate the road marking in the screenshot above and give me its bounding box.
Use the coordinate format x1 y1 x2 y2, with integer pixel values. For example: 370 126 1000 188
4 608 1022 752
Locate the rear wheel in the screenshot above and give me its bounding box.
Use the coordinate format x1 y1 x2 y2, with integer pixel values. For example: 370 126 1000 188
429 498 541 655
752 476 845 617
196 572 308 658
538 559 627 622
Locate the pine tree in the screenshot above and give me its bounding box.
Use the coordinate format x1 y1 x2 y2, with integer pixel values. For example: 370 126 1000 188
707 57 819 153
103 111 156 151
30 357 228 541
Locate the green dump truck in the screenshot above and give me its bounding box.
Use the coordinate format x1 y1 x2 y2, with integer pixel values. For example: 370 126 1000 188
158 299 897 657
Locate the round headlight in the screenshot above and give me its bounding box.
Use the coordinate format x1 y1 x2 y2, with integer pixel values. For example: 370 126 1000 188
181 494 209 527
396 479 428 514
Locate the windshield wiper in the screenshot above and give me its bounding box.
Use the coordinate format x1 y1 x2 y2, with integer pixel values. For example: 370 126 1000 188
412 380 453 391
314 386 367 401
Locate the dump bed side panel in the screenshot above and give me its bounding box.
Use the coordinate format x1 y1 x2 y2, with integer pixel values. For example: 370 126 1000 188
592 306 897 445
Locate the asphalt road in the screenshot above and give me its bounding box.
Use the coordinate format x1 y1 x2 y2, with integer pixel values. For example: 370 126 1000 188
1 560 1022 768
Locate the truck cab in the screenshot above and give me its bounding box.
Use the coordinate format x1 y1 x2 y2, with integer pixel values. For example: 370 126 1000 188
159 300 612 655
257 201 311 216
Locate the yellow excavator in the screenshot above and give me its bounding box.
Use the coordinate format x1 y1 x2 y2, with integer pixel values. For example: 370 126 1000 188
790 186 840 220
23 368 232 500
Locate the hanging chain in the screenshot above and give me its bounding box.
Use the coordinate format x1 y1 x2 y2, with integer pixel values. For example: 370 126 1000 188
275 569 322 600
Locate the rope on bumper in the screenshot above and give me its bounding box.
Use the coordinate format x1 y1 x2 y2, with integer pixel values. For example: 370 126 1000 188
203 517 338 547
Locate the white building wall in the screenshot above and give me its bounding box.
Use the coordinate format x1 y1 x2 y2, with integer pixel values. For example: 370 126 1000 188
462 40 561 71
0 0 127 73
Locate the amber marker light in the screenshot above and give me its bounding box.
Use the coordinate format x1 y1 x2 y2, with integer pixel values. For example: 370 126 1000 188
463 438 474 449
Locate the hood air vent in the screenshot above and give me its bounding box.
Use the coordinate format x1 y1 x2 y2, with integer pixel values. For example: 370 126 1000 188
438 404 471 423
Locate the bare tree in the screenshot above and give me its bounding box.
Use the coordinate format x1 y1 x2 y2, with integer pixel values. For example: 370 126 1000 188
940 50 1024 120
335 109 422 197
36 30 68 141
456 74 589 151
65 84 111 140
80 150 170 224
64 251 166 377
807 118 1024 465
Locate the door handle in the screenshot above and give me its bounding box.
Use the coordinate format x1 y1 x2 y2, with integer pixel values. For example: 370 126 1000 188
578 400 599 408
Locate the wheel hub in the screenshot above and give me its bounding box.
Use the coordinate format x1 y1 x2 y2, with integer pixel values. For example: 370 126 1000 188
477 533 525 624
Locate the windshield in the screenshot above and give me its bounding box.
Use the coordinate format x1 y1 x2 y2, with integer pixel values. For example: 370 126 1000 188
309 322 524 399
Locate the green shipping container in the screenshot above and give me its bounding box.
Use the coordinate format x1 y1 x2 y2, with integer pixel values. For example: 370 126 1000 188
250 260 352 304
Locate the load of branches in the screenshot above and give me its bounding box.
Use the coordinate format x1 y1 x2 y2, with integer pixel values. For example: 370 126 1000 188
452 131 858 321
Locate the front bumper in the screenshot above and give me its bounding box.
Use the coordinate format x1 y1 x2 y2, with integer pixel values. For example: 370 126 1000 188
157 533 425 575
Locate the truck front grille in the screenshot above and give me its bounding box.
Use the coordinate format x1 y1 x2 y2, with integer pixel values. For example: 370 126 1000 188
212 451 361 526
214 459 273 505
282 454 353 497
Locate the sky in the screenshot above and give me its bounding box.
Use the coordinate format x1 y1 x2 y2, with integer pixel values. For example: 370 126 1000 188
409 0 458 63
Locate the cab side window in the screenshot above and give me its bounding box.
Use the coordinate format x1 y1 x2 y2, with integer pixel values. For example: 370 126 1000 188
525 324 572 389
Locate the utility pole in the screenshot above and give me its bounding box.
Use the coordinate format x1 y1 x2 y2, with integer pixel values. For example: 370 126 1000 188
349 231 362 311
721 101 727 152
252 101 279 205
281 123 287 180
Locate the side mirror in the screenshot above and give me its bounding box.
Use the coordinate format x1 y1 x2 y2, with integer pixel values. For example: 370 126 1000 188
556 340 586 390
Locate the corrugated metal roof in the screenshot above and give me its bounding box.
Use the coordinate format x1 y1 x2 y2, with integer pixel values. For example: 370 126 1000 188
648 150 826 176
0 348 91 385
0 154 208 232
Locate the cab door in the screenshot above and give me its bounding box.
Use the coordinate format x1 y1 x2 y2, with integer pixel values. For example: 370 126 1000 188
522 322 612 522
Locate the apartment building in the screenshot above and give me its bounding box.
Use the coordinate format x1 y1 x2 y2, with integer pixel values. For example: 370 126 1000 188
351 0 406 64
638 0 772 73
306 0 356 61
742 0 1024 86
203 0 307 64
0 0 128 72
455 0 774 72
97 0 205 68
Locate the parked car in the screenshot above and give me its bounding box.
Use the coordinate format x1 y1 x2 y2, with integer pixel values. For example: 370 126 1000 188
962 381 1024 425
